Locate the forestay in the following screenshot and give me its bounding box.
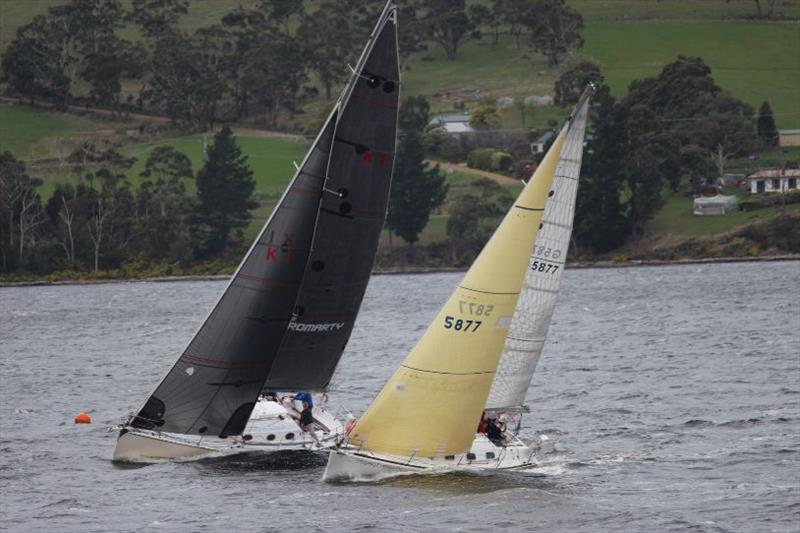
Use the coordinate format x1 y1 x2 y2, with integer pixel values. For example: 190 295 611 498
349 127 569 458
485 94 591 411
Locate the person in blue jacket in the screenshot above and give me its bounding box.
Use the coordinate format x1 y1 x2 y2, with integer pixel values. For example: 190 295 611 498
293 391 313 408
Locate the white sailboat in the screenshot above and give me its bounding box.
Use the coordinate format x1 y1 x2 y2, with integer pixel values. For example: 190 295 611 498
323 90 591 481
113 2 400 463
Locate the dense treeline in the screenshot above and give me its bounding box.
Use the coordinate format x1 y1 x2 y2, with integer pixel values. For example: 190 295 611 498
566 56 763 253
0 0 583 130
0 127 255 275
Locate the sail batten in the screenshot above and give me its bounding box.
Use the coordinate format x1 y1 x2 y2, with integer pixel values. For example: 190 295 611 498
485 95 591 411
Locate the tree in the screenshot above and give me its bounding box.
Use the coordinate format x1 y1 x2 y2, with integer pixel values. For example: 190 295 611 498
387 131 448 248
136 146 194 261
469 100 502 129
574 96 628 253
1 16 72 108
554 61 604 107
241 32 308 127
45 184 82 267
128 0 188 38
256 0 303 35
0 152 44 271
619 105 681 234
494 0 529 49
446 178 513 264
757 101 779 148
523 0 584 67
398 96 431 133
421 0 473 61
467 4 501 45
80 36 143 113
195 127 257 257
624 56 757 179
67 143 136 271
143 30 227 130
297 1 359 100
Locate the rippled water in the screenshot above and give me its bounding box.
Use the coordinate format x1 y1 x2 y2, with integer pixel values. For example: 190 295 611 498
1 261 799 532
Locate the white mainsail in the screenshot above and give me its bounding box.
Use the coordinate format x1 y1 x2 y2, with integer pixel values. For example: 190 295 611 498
485 93 591 411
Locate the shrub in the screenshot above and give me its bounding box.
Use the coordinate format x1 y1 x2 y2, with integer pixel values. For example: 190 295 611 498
490 151 513 172
739 197 762 211
467 148 493 170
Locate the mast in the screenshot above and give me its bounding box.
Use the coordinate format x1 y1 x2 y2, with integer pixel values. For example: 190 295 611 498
485 90 592 411
348 123 572 458
128 2 399 438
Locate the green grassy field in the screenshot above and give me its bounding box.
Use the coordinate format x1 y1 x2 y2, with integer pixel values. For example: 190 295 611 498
646 188 800 238
123 135 308 197
568 0 800 21
32 133 307 201
727 146 800 174
582 21 800 128
0 104 72 157
4 1 797 129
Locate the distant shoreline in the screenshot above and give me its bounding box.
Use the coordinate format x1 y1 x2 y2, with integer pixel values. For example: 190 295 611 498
2 254 797 288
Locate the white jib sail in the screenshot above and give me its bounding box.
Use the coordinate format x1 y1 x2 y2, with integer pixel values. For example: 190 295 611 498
485 95 591 411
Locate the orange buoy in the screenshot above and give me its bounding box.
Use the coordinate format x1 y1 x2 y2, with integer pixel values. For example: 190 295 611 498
74 412 92 424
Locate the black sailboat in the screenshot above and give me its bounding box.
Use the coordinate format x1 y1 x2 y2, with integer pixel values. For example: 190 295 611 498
114 2 399 461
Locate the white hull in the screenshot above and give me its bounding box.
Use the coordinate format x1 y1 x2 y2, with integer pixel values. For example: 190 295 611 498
323 434 538 482
113 400 343 463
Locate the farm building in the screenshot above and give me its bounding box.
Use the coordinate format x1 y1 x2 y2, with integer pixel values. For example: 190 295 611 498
531 130 555 154
693 195 738 216
746 169 800 193
429 113 474 134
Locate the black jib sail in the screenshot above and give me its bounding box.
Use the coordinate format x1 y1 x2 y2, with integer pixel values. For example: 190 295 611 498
130 3 399 437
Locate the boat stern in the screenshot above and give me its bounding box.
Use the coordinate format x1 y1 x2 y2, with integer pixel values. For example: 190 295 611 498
112 428 218 463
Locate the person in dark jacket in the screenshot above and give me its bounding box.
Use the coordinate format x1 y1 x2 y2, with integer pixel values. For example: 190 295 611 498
299 401 320 444
485 417 506 447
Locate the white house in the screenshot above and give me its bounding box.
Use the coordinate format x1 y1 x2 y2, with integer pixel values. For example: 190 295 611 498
746 169 800 194
429 113 474 134
531 130 555 154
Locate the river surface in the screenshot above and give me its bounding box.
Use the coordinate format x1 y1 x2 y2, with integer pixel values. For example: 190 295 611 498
1 261 798 532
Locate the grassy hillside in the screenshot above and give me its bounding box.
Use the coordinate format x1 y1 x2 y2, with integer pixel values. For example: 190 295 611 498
123 134 308 197
647 189 800 238
581 21 800 127
0 104 72 157
2 1 798 128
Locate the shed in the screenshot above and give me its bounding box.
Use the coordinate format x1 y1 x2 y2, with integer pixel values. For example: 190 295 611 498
531 130 555 154
429 113 474 134
693 195 738 216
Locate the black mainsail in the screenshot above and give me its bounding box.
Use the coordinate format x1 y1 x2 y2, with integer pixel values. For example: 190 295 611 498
129 3 399 438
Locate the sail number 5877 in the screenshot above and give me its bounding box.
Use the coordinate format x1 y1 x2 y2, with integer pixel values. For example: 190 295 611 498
444 316 482 332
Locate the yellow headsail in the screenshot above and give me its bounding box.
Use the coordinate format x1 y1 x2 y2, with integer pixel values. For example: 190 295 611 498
350 125 569 457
